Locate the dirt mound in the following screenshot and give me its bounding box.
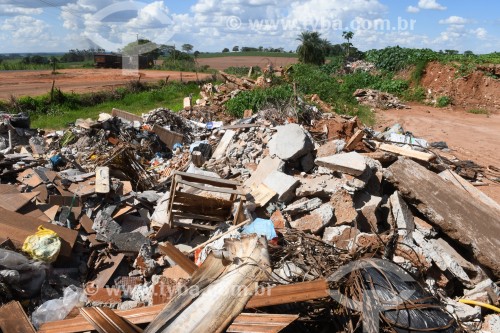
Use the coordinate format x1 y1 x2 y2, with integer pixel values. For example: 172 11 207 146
421 61 500 111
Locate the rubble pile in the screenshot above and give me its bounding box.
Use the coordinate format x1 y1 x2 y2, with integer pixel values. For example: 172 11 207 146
354 88 408 109
0 85 499 333
346 60 377 73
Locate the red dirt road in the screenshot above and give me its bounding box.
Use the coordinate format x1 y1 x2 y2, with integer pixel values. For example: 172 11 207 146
197 56 298 71
0 69 211 100
376 104 500 203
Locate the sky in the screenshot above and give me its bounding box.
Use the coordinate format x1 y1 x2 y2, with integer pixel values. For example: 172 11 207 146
0 0 499 54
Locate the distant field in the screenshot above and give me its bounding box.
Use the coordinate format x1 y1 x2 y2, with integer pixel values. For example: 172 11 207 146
197 55 298 71
197 51 298 58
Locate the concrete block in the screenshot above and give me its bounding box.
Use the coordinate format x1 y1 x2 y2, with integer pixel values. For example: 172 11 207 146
323 225 357 250
296 175 344 198
315 152 367 176
269 124 314 161
290 203 334 233
263 171 299 203
445 298 481 322
389 191 414 243
354 192 382 232
482 314 500 333
284 197 323 215
244 156 283 188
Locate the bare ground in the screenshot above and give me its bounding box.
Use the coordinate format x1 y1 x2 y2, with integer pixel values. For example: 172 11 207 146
0 69 212 100
376 104 500 203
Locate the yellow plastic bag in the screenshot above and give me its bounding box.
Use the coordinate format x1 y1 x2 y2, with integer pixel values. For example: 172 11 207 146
22 226 61 263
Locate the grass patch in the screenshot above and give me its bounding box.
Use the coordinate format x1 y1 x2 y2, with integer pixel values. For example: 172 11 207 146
467 108 490 115
436 96 451 107
4 82 201 129
225 85 294 118
402 86 426 103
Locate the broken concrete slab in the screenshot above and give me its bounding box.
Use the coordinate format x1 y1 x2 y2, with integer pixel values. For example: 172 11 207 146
295 175 344 198
323 225 357 250
445 299 481 322
262 171 299 203
315 152 367 176
284 197 323 215
389 191 414 243
354 192 382 232
244 156 283 189
385 158 500 277
290 203 334 233
268 124 314 161
212 130 236 159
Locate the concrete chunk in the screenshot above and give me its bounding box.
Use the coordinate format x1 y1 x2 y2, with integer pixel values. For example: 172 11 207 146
389 191 414 243
244 156 283 188
284 197 323 215
323 225 357 250
354 192 382 232
296 175 344 198
290 203 334 233
315 152 367 176
269 124 314 161
263 171 299 203
385 158 500 277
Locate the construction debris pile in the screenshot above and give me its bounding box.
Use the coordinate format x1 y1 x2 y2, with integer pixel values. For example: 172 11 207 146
353 88 408 110
0 77 499 333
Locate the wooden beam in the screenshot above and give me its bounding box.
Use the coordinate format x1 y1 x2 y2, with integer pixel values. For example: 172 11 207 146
245 279 330 309
379 144 435 162
158 242 198 276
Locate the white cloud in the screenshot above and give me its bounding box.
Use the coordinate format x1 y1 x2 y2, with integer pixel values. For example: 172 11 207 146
0 5 43 15
407 6 420 13
439 16 470 25
418 0 447 11
471 27 487 40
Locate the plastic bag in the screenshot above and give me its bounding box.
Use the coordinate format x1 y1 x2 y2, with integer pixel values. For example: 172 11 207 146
22 226 61 263
0 248 47 297
32 285 87 329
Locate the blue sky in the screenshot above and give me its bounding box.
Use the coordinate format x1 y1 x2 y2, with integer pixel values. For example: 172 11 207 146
0 0 499 53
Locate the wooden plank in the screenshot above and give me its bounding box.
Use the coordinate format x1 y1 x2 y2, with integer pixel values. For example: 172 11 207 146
158 242 198 276
221 124 261 130
80 214 96 234
171 220 218 231
49 195 81 207
174 191 233 208
379 143 435 162
439 169 500 214
177 179 243 195
39 304 166 333
69 179 96 197
0 207 77 260
171 212 226 223
345 129 364 151
227 313 298 333
17 168 43 187
386 158 500 277
0 301 36 333
212 129 236 159
245 279 329 309
80 307 141 333
89 253 126 289
174 171 240 188
95 167 110 194
171 203 229 217
111 108 143 123
247 183 277 207
0 192 38 212
153 125 184 150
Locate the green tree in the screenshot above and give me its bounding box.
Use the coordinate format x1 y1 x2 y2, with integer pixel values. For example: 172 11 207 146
122 39 162 59
193 50 200 58
463 50 474 57
222 48 230 53
296 31 326 65
342 31 354 58
232 46 239 52
182 44 193 53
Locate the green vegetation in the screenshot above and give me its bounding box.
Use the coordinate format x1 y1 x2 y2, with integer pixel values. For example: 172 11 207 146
225 85 294 118
436 96 452 107
467 108 490 115
224 66 262 78
296 31 329 65
1 82 200 129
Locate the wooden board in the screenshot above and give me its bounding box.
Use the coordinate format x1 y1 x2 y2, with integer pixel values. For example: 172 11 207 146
0 207 78 260
227 313 298 333
212 129 236 159
379 143 435 162
0 301 36 333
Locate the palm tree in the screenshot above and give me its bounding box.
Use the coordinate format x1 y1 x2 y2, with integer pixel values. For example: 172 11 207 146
342 31 354 58
296 31 326 65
